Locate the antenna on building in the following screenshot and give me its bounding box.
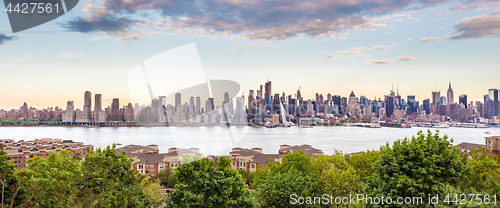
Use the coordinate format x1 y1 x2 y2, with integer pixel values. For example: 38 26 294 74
397 83 399 96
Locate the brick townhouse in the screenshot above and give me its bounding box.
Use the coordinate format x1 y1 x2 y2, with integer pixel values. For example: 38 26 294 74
1 138 93 169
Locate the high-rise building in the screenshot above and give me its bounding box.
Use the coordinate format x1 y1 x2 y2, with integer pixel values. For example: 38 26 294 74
385 95 394 117
440 96 447 105
432 91 441 105
235 96 245 124
84 91 92 119
94 94 102 112
407 95 416 103
62 101 75 122
459 94 468 108
224 92 229 103
206 98 214 112
110 98 122 121
265 81 272 110
489 89 499 116
189 97 195 115
258 85 263 98
196 97 201 115
175 93 181 111
158 96 166 107
447 81 454 105
422 99 431 114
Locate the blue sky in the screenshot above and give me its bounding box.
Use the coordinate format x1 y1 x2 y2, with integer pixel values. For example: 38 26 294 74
0 0 499 109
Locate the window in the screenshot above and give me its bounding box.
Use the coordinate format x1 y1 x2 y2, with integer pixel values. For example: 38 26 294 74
160 164 164 168
139 165 144 169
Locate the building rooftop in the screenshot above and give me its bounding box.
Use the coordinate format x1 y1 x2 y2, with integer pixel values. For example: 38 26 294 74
455 142 484 151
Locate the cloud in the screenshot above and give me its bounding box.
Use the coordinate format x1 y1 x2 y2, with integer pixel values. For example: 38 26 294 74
58 51 86 58
369 60 393 64
11 53 34 62
419 37 442 42
61 15 136 33
452 10 500 39
61 0 457 44
411 68 421 70
398 55 418 61
323 54 343 59
324 47 367 59
451 0 500 11
372 45 394 49
0 34 17 45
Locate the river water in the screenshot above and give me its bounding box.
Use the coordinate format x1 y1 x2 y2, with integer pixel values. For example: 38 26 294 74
1 126 497 155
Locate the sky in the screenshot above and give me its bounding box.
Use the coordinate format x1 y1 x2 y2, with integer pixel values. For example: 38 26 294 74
0 0 499 110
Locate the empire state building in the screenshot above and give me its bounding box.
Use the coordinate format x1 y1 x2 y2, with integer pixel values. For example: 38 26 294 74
447 81 454 105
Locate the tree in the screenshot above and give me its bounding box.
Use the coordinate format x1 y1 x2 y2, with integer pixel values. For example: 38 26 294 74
156 168 176 188
140 176 168 208
1 149 18 208
167 156 255 207
20 150 82 207
253 151 323 208
366 130 471 207
237 169 253 185
314 153 364 197
79 145 149 207
254 171 321 208
345 149 380 183
464 147 500 194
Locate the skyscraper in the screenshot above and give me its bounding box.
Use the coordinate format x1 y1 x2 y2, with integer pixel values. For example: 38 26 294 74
158 96 166 107
94 94 102 112
489 89 499 116
190 97 195 115
440 96 447 105
224 92 229 103
265 80 272 110
110 98 122 121
459 94 468 108
196 97 201 115
432 91 441 105
447 81 454 105
423 99 430 114
84 91 92 120
206 98 214 112
385 95 394 117
175 93 181 111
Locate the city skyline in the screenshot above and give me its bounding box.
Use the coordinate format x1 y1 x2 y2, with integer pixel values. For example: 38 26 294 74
1 80 497 111
0 80 497 110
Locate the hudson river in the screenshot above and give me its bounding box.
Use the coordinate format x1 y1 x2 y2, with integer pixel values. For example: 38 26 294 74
1 126 498 155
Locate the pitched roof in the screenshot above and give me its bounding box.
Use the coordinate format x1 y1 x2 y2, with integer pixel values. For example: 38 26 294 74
455 142 484 151
251 154 282 164
350 91 355 97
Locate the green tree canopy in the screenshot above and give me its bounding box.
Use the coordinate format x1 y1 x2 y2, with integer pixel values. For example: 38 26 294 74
464 147 500 194
366 130 471 207
346 149 380 183
168 156 255 208
20 150 82 207
1 149 21 208
79 145 149 207
253 150 323 208
314 153 364 197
